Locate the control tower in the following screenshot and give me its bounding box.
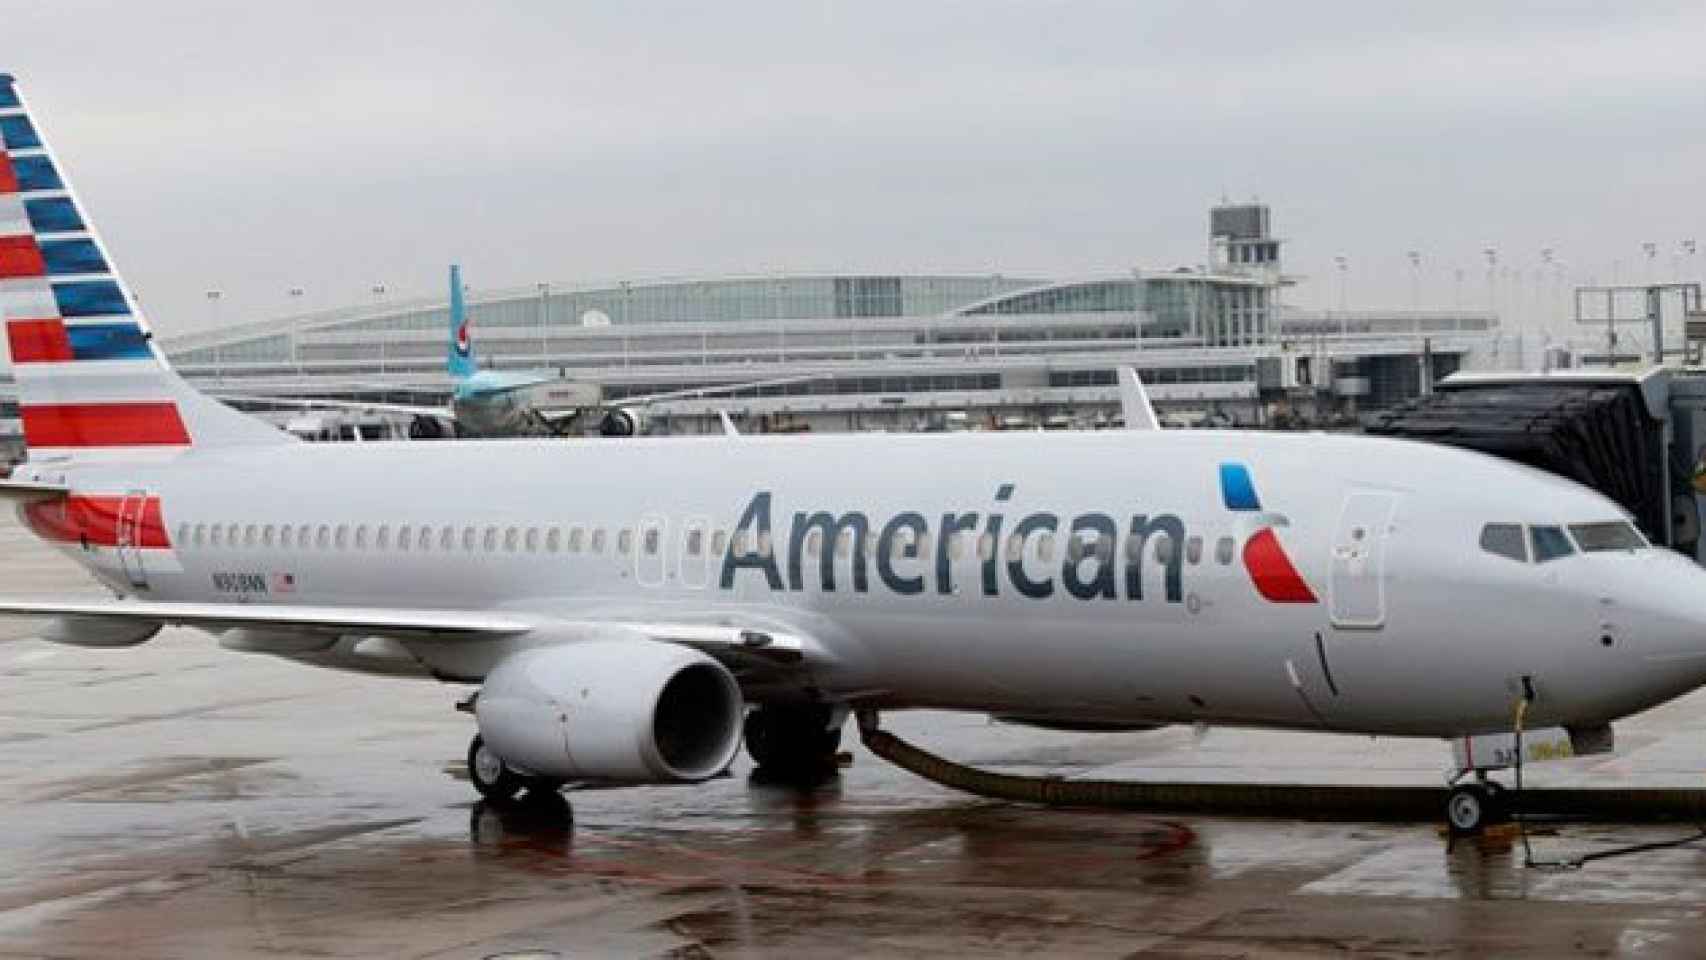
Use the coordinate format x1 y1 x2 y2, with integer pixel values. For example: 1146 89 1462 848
1209 203 1283 279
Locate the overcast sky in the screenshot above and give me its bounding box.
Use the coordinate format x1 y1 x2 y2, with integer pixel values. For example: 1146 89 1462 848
6 1 1704 341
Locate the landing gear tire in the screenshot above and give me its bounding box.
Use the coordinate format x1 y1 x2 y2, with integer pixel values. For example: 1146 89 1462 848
744 706 843 776
1447 782 1500 836
467 734 524 802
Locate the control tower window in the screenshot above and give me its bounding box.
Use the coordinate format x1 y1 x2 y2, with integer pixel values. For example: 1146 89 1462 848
1529 525 1575 563
1478 524 1527 563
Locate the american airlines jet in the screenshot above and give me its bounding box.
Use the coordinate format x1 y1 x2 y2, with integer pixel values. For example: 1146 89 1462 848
4 75 1706 835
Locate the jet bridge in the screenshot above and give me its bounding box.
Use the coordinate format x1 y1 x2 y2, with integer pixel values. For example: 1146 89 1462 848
1366 368 1706 561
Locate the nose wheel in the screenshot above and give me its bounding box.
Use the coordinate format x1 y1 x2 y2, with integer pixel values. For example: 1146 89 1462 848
1446 780 1508 836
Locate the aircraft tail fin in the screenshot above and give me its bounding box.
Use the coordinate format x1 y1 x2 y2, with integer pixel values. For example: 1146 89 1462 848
0 74 288 461
447 264 475 379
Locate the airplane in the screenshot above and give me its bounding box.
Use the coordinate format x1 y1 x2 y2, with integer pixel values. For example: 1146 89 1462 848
7 74 1706 837
222 264 815 438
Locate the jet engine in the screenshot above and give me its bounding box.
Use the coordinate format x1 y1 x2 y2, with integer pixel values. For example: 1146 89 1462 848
598 406 646 437
475 638 743 782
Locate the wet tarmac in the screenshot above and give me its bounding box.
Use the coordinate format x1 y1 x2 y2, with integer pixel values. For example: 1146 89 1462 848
9 517 1706 956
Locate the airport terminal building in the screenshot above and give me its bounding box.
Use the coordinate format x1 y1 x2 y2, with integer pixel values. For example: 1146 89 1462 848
1 204 1498 447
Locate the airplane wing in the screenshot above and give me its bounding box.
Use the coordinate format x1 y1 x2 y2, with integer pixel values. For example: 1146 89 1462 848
0 598 532 638
1118 367 1160 431
212 394 453 420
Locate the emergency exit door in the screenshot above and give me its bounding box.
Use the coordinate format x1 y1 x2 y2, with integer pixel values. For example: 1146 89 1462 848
1329 491 1397 628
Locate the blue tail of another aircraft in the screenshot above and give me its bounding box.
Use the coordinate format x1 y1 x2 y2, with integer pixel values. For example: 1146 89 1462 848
447 264 475 379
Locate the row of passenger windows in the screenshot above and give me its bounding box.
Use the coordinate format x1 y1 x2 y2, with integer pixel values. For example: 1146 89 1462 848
176 519 1241 567
1478 521 1646 564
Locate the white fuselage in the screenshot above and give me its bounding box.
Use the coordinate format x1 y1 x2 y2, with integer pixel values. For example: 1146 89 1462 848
26 429 1706 739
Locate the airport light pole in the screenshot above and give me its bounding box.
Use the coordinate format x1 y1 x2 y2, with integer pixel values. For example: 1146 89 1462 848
1407 250 1421 310
204 289 223 380
1642 241 1658 285
1333 255 1347 313
371 283 387 375
537 282 550 359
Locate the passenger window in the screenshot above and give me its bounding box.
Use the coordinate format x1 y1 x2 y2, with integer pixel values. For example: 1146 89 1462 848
804 530 822 557
1479 523 1526 562
644 527 660 555
1005 532 1025 562
618 529 633 555
591 528 606 553
837 530 854 558
299 524 311 549
1215 536 1235 565
1530 525 1575 563
243 524 257 547
1185 536 1203 565
711 530 727 555
422 526 436 552
977 533 995 562
757 532 773 557
1124 535 1145 564
731 531 748 556
686 528 703 557
376 526 390 551
1035 533 1055 563
1066 533 1085 564
1155 535 1175 564
545 527 561 553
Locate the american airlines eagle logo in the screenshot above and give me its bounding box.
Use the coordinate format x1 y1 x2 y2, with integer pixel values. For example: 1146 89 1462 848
1219 463 1318 604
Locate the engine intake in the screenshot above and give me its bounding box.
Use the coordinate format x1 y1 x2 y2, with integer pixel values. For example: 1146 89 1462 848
475 638 742 782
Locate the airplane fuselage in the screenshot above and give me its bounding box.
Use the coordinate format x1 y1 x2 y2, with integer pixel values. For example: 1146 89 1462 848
23 429 1706 740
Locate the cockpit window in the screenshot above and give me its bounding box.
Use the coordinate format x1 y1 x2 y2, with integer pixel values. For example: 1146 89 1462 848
1479 523 1527 562
1569 521 1647 552
1530 525 1575 563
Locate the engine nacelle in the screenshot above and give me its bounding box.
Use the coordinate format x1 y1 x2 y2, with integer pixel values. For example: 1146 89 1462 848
475 638 743 782
598 406 645 437
41 615 162 648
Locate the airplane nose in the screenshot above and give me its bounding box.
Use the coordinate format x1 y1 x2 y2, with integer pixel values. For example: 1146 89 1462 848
1621 551 1706 661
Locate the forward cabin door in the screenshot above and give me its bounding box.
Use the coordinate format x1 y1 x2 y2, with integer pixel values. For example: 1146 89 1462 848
114 491 150 591
1328 491 1398 629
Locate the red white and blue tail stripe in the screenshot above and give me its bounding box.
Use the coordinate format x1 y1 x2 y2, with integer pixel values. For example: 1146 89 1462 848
0 73 286 460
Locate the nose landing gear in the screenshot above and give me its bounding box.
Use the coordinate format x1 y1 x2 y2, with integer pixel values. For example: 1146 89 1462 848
1446 778 1509 837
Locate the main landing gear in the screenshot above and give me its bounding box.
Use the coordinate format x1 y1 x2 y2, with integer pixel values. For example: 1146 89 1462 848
466 734 562 802
744 704 846 779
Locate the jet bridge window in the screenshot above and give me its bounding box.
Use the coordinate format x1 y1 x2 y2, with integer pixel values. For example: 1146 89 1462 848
1569 521 1647 552
545 527 561 553
1530 525 1575 563
1478 524 1527 563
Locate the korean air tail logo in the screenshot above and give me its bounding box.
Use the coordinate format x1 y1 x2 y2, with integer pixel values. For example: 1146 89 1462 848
1220 463 1318 604
454 321 471 357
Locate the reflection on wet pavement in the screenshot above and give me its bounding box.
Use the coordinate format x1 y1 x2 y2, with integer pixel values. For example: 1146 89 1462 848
8 515 1706 955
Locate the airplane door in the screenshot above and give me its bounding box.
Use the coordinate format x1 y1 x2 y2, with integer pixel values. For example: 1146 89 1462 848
1328 491 1397 629
115 491 150 591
